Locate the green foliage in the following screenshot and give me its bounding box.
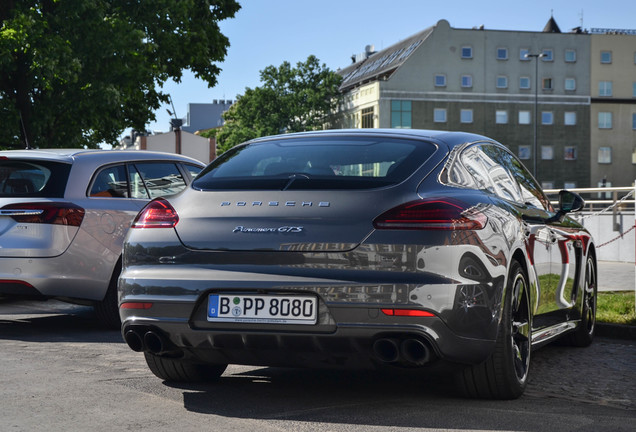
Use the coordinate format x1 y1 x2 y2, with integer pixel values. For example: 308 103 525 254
216 55 343 155
0 0 240 149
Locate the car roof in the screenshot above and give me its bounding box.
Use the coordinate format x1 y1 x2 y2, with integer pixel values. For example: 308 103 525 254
0 148 205 165
246 128 495 149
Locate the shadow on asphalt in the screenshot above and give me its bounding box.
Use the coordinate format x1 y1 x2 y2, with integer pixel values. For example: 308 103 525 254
0 299 123 343
171 366 466 422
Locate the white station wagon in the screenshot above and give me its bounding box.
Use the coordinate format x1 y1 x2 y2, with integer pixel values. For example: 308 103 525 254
0 148 204 327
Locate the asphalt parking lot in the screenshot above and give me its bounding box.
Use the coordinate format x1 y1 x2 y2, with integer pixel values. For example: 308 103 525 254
0 292 634 432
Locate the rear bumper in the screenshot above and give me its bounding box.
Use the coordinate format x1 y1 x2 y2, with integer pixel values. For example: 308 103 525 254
120 300 497 367
119 229 508 368
0 253 113 300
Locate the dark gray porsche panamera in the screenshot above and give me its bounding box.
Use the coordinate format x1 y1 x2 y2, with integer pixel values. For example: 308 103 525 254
119 129 597 399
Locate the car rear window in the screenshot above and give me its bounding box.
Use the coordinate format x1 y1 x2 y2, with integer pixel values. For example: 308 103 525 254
193 136 437 190
0 160 71 198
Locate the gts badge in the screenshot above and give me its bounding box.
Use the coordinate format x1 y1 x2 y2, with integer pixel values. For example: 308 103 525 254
233 226 304 233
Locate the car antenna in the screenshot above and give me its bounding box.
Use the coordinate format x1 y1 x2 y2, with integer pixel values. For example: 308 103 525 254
19 111 32 149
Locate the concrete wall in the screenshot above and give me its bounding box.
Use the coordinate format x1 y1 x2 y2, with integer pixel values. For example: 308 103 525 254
581 212 635 262
139 131 214 163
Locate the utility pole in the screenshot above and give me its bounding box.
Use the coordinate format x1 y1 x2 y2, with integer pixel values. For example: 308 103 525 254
525 52 545 178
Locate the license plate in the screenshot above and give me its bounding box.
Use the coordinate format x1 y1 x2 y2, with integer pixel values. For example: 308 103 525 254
207 294 317 325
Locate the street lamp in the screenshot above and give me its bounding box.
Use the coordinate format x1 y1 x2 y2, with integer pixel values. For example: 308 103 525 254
525 52 545 178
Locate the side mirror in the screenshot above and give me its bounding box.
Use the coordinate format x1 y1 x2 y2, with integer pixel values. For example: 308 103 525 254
558 190 584 213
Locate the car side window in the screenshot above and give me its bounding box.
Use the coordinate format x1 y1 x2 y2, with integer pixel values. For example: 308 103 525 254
487 145 552 211
479 145 522 203
128 164 150 199
183 163 202 181
458 145 497 193
133 162 187 199
89 165 129 198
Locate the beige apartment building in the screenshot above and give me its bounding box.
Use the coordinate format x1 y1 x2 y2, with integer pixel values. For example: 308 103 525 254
337 19 636 189
590 31 636 189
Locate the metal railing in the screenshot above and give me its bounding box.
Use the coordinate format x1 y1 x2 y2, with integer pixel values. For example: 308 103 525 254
544 186 635 215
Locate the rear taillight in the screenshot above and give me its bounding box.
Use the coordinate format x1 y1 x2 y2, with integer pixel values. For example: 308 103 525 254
0 202 85 226
373 198 487 230
131 198 178 228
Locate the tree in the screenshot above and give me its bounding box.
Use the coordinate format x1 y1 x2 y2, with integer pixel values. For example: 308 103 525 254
216 55 342 154
0 0 240 149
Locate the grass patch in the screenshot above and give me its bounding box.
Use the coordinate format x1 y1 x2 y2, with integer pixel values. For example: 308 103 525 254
597 291 636 325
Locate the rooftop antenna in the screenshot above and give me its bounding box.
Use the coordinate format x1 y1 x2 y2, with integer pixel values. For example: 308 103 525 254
19 111 31 149
579 9 584 28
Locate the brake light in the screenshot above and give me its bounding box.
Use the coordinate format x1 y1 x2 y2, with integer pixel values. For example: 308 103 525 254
0 202 85 226
373 199 487 230
131 198 179 228
381 308 435 317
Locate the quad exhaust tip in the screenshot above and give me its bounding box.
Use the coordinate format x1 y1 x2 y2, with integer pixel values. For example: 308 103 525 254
373 337 433 366
123 326 175 355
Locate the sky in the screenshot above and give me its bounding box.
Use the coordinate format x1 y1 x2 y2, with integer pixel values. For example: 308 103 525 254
139 0 636 136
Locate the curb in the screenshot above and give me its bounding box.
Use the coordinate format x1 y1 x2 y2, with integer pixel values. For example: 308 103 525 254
596 323 636 340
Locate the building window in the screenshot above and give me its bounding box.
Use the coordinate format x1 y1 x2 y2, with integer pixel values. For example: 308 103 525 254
518 111 531 124
461 75 473 88
541 49 553 61
519 77 531 89
599 112 613 129
434 108 447 123
632 113 636 130
518 145 531 160
434 74 446 87
460 109 473 123
495 110 508 124
565 49 576 62
599 81 613 97
541 146 554 160
565 78 576 91
632 82 636 97
564 112 577 125
597 180 613 197
361 107 374 129
390 101 410 129
520 48 530 61
600 51 612 64
598 147 612 163
496 48 508 60
542 78 553 90
564 147 577 160
496 76 508 89
541 111 554 125
461 46 473 58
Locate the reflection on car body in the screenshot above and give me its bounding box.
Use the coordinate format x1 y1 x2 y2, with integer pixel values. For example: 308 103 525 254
118 129 597 399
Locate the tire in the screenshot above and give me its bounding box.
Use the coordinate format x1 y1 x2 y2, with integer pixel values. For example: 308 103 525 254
456 260 531 399
144 352 227 383
567 255 597 347
94 260 122 329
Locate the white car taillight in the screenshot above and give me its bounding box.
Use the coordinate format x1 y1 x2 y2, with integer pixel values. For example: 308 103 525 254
0 202 85 226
